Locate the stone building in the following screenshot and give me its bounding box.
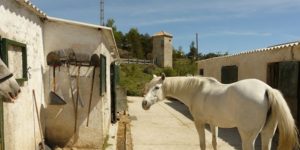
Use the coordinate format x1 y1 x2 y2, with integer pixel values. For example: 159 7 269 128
152 31 173 68
0 0 119 149
197 41 300 126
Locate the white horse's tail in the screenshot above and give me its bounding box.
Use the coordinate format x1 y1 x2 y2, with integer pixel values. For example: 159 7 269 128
267 88 299 150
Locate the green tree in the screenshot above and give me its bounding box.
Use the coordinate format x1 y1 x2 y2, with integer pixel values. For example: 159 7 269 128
106 19 124 48
188 41 197 60
140 33 152 59
173 46 185 59
199 52 228 60
126 28 144 59
173 59 197 76
106 19 116 31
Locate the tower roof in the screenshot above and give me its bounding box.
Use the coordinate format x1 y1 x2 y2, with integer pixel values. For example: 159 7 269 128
153 31 173 38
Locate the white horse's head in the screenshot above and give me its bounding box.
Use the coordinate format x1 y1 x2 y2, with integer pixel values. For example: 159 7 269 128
0 58 21 101
142 73 166 110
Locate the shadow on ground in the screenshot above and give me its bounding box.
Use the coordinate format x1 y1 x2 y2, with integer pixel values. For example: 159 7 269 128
164 100 278 150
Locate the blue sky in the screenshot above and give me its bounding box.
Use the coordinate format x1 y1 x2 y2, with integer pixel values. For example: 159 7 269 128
31 0 300 54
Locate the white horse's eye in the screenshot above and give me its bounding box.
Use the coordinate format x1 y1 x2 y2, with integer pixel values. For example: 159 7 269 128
154 86 159 90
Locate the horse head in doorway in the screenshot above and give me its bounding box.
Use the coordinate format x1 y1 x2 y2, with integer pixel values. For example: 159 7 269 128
0 58 21 102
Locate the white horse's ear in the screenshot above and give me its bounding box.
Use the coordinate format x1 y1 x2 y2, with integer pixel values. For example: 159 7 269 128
153 74 157 78
161 73 166 81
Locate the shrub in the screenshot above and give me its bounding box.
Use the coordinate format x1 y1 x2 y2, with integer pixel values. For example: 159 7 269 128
143 65 156 74
120 64 159 96
119 59 197 96
162 67 176 76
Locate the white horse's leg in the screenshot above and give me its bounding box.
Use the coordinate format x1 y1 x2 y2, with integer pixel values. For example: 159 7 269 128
261 120 278 150
195 121 206 150
238 128 259 150
210 124 218 150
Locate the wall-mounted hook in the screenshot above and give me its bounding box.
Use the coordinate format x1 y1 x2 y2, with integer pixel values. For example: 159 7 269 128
27 66 31 79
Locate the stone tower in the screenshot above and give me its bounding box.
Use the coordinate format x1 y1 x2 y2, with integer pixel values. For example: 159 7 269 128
152 31 173 68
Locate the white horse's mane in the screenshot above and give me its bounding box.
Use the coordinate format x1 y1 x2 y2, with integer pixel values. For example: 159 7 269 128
162 76 220 95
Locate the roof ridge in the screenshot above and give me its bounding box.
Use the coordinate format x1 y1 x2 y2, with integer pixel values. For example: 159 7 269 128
197 41 300 62
16 0 46 18
153 31 173 37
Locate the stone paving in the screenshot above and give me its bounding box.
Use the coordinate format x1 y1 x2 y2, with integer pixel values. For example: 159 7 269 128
127 96 245 150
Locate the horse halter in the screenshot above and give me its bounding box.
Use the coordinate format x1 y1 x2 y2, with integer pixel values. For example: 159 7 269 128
0 73 13 83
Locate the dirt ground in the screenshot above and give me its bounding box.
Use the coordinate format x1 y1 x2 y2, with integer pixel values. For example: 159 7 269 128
116 113 133 150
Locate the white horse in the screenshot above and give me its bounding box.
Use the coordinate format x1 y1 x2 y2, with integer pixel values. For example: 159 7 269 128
0 58 20 101
142 74 299 150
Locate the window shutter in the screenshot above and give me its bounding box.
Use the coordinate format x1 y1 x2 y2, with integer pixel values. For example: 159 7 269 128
0 38 8 65
100 54 106 96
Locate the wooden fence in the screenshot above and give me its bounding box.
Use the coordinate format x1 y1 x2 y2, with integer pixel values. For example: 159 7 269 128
120 58 154 65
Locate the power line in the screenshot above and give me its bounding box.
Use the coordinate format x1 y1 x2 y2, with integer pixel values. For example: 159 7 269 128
100 0 104 26
196 33 199 59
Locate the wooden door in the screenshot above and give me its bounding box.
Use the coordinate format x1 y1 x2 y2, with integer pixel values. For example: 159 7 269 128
0 99 4 150
110 62 119 123
267 61 300 126
278 62 299 125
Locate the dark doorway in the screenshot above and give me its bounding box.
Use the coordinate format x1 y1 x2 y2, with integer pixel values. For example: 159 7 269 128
110 62 120 123
0 37 5 150
0 100 4 150
267 61 300 126
221 65 238 84
199 69 204 76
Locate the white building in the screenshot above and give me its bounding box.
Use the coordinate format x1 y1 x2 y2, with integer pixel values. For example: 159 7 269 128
197 42 300 127
0 0 119 149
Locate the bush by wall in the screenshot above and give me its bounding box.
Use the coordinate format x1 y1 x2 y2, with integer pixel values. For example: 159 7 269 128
120 59 197 96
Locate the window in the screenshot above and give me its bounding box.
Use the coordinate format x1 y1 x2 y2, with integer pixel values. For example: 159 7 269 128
0 38 27 84
221 65 238 84
100 54 106 96
160 40 164 48
199 69 204 75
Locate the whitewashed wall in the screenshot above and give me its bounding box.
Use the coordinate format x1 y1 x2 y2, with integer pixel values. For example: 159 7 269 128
197 45 300 82
43 20 113 149
0 0 45 150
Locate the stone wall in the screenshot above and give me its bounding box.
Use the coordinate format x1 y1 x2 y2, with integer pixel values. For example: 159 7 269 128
0 1 117 149
152 36 164 67
0 0 45 149
152 36 173 68
163 36 172 68
43 19 113 149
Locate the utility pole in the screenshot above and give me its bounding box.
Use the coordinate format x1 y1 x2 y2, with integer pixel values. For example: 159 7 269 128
100 0 104 26
196 33 199 60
